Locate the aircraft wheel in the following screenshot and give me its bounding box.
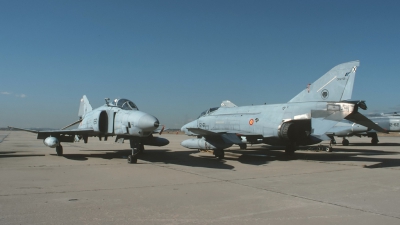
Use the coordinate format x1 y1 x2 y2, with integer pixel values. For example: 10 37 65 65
214 149 224 160
239 144 247 150
217 151 225 160
326 146 333 152
342 139 349 146
127 155 137 164
56 145 63 156
285 144 296 154
371 139 378 145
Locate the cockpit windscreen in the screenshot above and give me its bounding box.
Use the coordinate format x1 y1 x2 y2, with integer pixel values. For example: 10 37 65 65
198 107 219 118
114 99 139 110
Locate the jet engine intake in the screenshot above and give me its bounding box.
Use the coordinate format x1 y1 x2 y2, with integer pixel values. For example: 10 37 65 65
44 137 59 148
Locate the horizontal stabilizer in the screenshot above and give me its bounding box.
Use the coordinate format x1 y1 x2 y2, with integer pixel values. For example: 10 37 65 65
345 112 388 133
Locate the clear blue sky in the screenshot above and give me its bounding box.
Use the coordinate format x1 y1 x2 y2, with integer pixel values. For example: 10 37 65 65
1 0 400 129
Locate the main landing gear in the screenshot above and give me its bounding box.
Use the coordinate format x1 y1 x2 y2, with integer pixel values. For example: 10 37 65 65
238 144 247 150
213 149 225 160
342 138 350 146
56 144 63 156
330 136 349 146
285 142 296 157
341 133 379 146
329 136 337 145
127 138 144 164
370 133 379 145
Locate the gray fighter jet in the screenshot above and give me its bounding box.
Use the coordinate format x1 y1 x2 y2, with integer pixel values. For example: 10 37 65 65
9 95 169 164
181 61 387 159
327 112 399 145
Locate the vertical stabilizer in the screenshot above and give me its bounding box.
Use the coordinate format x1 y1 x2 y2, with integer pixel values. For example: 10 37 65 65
289 61 359 103
78 95 93 118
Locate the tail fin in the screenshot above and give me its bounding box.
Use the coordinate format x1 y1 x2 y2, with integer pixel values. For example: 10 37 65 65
78 95 93 118
289 61 360 103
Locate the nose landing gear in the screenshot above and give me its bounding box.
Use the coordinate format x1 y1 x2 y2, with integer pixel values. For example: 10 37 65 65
128 138 144 164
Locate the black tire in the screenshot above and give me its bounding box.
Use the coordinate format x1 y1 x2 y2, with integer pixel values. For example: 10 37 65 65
217 151 225 160
371 139 378 145
326 147 333 152
342 139 349 146
285 143 296 154
127 155 138 164
214 149 224 160
285 149 295 155
239 144 247 150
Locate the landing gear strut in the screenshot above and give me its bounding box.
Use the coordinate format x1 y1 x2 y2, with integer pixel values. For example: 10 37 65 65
138 143 145 154
128 138 142 164
56 144 63 156
329 136 337 145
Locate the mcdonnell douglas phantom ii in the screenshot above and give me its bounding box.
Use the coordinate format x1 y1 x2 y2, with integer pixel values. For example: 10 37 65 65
181 61 387 159
327 112 399 146
9 96 169 164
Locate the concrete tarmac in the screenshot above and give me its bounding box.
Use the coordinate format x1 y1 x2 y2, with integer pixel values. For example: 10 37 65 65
1 131 400 224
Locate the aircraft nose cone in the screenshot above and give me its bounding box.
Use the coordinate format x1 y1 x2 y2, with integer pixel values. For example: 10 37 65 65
180 124 187 133
181 120 197 134
138 114 159 131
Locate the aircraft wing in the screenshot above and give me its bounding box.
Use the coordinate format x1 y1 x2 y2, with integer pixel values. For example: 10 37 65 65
345 112 388 133
8 127 40 134
8 126 94 136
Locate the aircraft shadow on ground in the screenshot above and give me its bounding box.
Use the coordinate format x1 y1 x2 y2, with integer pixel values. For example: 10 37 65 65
0 151 45 158
262 145 400 169
202 142 400 169
46 143 400 170
59 149 236 170
345 143 400 147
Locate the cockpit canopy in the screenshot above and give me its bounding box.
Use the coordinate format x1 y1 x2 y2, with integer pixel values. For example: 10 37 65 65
198 107 219 118
113 99 139 110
